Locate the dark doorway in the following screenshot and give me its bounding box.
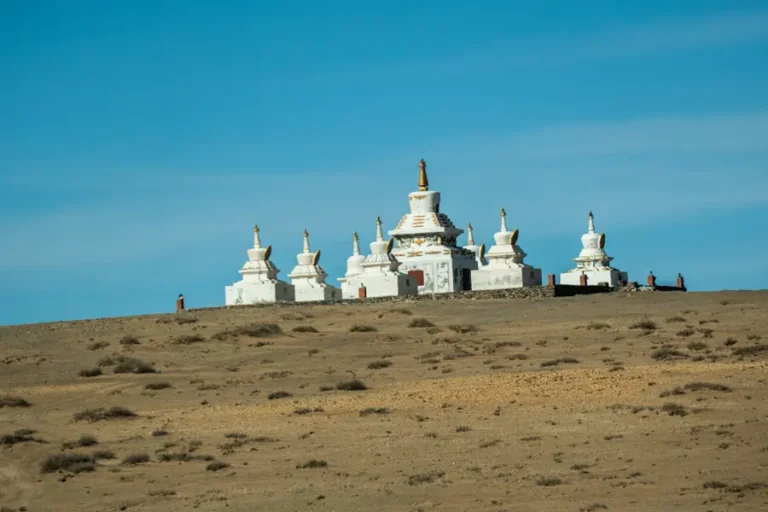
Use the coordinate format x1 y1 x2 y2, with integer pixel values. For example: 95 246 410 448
462 268 472 291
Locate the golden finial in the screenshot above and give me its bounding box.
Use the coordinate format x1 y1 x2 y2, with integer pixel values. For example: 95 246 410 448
376 216 382 225
353 232 359 241
253 223 260 232
500 208 506 217
303 228 309 237
418 159 429 191
468 222 473 230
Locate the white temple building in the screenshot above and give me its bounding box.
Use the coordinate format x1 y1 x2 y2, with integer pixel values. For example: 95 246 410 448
225 225 295 305
337 232 366 299
343 217 418 299
560 212 628 287
463 223 487 268
471 208 542 290
387 160 479 294
287 230 341 302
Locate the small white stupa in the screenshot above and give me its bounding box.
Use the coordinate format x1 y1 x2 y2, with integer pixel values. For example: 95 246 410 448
338 232 366 299
287 229 341 302
560 211 628 287
350 217 418 299
225 224 295 305
471 208 542 290
463 223 487 267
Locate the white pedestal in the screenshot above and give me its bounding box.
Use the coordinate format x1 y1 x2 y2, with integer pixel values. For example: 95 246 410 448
471 264 542 291
225 281 295 305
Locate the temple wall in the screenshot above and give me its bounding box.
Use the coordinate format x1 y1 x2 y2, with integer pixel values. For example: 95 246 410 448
471 265 542 291
560 269 626 287
293 282 341 303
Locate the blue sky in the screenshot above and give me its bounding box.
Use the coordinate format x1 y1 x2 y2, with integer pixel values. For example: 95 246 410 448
1 1 767 325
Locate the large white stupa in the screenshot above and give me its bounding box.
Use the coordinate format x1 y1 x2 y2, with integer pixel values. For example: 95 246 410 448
387 160 478 294
287 230 341 302
560 212 628 287
471 208 542 290
225 225 295 305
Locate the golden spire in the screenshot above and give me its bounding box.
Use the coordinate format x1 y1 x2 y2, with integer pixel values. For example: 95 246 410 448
418 159 429 191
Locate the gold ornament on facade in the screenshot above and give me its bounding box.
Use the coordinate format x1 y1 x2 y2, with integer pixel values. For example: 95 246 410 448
264 245 272 261
418 159 429 191
509 228 519 245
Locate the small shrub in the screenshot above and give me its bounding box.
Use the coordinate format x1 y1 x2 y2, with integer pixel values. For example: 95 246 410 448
0 395 31 408
479 439 501 448
63 434 98 449
319 385 334 392
122 453 150 465
658 387 685 398
698 328 714 338
389 308 412 315
292 325 318 333
651 348 689 361
684 382 731 392
237 323 282 337
78 367 103 378
367 360 392 370
630 319 657 330
661 403 687 417
536 477 563 486
206 461 230 472
724 338 738 346
665 316 687 323
114 358 156 374
74 406 137 422
586 322 610 330
456 426 471 432
267 391 292 400
506 353 529 360
448 324 478 334
119 335 140 345
407 470 445 485
173 334 205 345
733 344 768 356
676 328 695 337
360 407 389 416
152 429 169 437
92 449 116 460
349 324 377 332
409 318 435 328
336 379 367 391
294 408 313 415
703 481 729 489
746 334 762 341
687 341 708 351
87 341 109 351
41 453 95 474
157 452 213 462
296 459 327 469
2 429 44 446
145 382 172 391
540 357 579 368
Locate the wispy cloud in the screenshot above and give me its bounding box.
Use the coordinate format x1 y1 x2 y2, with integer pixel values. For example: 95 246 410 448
2 109 766 270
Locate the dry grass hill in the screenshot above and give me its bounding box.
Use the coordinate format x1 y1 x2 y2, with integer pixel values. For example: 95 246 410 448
1 291 767 511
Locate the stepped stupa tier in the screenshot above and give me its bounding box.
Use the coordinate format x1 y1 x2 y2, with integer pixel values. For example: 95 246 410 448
560 212 628 287
387 159 479 294
348 217 418 299
287 230 341 302
463 223 487 267
338 232 366 299
471 208 542 290
225 225 295 305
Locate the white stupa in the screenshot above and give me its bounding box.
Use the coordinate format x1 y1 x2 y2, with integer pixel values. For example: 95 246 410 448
225 224 295 305
349 217 418 299
338 232 366 299
388 159 478 294
471 208 542 290
463 223 487 267
560 212 628 287
287 229 341 302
